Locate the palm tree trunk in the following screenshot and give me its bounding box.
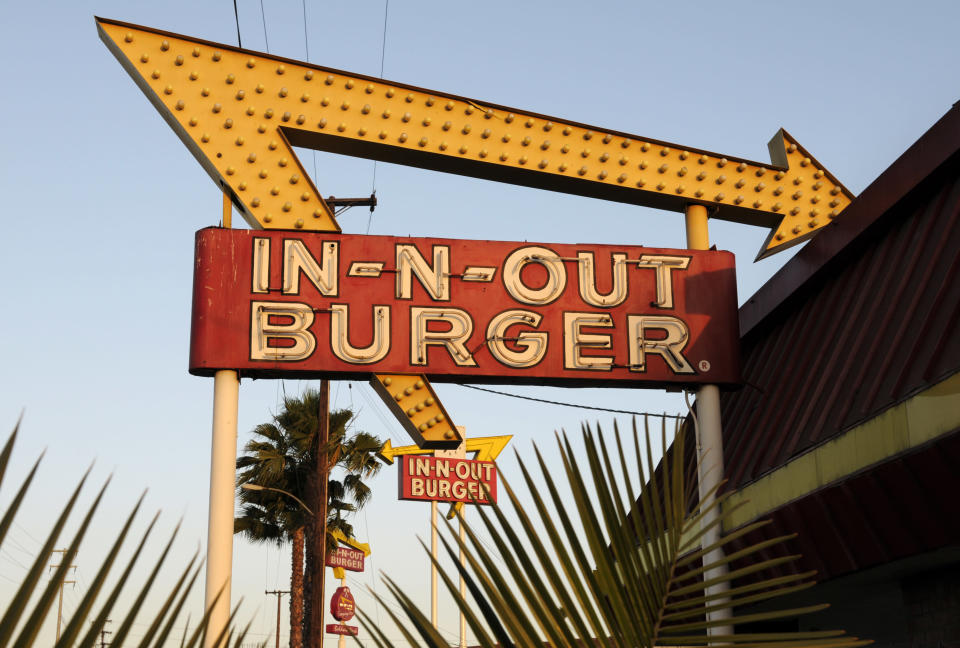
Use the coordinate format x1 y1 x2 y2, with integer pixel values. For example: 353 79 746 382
302 524 313 645
289 526 305 648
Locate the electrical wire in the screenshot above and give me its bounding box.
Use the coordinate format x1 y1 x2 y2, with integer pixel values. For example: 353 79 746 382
258 0 270 52
455 384 686 418
232 0 242 47
368 0 390 234
301 0 319 185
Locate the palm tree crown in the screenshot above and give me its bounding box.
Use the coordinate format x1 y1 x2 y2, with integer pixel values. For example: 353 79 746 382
234 388 385 648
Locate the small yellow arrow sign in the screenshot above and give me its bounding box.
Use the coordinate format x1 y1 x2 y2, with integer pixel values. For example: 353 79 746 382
98 18 854 260
379 435 512 518
328 528 370 579
378 435 512 465
376 439 433 465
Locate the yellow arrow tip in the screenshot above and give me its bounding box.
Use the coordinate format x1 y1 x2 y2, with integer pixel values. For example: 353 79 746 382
377 439 395 464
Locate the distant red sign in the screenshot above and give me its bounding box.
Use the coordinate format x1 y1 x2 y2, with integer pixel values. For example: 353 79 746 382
189 229 740 388
325 546 365 572
399 456 497 505
330 586 355 622
325 624 358 636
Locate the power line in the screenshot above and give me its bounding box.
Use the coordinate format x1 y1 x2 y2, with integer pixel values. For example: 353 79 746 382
231 0 242 47
259 0 270 52
368 0 390 234
454 384 686 418
300 0 319 191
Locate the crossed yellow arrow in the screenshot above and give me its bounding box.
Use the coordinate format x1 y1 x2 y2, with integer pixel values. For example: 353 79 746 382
379 434 512 519
328 528 370 579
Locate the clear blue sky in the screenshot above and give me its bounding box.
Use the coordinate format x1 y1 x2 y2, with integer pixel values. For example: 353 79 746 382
2 1 958 646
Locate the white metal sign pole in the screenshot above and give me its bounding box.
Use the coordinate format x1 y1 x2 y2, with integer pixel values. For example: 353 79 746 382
431 501 439 629
432 434 467 635
337 574 347 648
204 368 240 648
685 204 733 638
459 515 467 648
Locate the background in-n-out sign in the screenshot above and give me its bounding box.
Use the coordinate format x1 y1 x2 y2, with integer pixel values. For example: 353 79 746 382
398 455 498 505
189 228 741 388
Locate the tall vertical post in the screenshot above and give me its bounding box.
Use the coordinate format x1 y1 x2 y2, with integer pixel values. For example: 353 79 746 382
684 203 732 638
431 500 439 629
204 369 240 648
337 575 347 648
265 591 288 648
459 515 467 648
308 380 331 648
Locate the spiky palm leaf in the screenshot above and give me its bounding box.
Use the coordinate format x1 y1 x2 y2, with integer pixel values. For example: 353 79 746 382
362 417 871 648
0 422 263 648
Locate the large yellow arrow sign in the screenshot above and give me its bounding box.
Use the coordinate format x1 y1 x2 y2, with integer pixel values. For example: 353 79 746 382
98 18 854 260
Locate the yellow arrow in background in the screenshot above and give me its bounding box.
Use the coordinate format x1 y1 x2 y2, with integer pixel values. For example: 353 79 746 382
377 435 512 465
98 17 854 260
376 439 433 465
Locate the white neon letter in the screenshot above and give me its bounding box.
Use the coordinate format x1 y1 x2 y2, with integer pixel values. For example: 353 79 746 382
636 255 690 309
503 246 567 305
252 237 270 294
410 307 477 367
250 301 316 361
627 315 694 374
329 304 391 364
485 310 547 368
577 252 628 307
396 244 450 301
563 312 614 371
282 239 339 296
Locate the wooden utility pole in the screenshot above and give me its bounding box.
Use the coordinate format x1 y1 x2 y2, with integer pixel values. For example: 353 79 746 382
49 549 76 643
265 591 289 648
98 619 112 648
308 380 330 648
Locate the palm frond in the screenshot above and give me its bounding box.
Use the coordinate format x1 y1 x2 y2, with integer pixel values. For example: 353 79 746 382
363 417 872 648
0 424 253 648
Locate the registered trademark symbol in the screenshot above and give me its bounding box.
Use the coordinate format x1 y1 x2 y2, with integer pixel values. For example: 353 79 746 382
698 360 711 372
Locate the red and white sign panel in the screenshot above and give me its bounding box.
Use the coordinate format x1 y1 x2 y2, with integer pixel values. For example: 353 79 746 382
398 456 497 504
189 228 739 387
330 586 356 622
324 546 365 572
325 624 358 637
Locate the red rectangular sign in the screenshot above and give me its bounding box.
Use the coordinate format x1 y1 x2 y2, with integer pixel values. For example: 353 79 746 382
325 624 358 636
189 228 739 386
324 546 365 572
398 455 497 504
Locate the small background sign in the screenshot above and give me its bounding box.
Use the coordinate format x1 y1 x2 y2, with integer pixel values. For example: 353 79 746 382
325 546 365 572
325 624 358 636
399 455 497 504
330 586 355 622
